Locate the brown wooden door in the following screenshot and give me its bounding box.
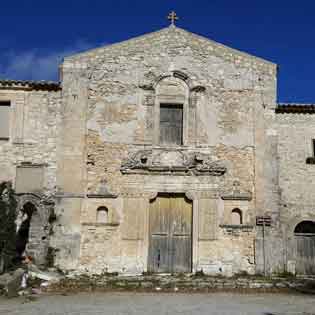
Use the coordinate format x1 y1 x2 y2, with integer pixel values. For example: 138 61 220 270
148 193 192 273
294 235 315 275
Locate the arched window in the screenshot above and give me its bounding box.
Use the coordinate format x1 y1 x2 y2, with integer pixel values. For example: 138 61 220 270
97 206 109 223
231 208 242 225
294 221 315 235
154 75 189 146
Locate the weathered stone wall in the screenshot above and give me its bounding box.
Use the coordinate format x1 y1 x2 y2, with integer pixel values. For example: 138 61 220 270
276 112 315 273
0 87 61 265
0 89 61 192
59 25 278 275
277 113 315 218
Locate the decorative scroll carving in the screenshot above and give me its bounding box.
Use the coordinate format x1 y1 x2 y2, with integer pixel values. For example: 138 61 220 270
185 191 196 201
194 154 226 176
121 149 226 176
141 70 205 92
139 83 155 91
121 150 152 172
173 70 189 81
190 85 206 93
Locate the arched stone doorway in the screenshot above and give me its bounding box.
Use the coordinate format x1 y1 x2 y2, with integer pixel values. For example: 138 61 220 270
16 194 53 266
293 220 315 275
16 202 36 259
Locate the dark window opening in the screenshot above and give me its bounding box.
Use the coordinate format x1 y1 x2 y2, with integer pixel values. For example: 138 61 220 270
312 139 315 157
159 104 183 145
294 221 315 235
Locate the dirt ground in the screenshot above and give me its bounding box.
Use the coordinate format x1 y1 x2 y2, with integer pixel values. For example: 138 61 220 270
0 292 314 315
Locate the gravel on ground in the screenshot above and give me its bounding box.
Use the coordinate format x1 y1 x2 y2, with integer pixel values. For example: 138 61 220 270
0 292 314 315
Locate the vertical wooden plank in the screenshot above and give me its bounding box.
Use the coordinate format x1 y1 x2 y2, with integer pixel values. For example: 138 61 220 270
294 236 315 275
159 105 183 145
170 194 192 273
148 195 171 273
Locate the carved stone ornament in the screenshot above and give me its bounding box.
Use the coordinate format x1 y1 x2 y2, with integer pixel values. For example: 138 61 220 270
121 150 226 176
220 181 252 201
87 179 118 198
138 83 155 91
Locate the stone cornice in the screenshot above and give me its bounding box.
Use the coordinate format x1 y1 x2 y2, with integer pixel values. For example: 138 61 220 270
86 193 118 199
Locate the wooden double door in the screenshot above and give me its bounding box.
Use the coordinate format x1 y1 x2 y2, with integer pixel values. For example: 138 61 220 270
148 193 192 273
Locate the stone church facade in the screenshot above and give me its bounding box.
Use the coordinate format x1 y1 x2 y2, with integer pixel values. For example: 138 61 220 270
0 24 314 276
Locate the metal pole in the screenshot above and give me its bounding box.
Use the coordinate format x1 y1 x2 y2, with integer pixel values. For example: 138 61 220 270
263 220 266 277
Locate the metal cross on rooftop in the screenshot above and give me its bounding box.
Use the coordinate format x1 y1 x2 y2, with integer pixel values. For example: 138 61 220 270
167 11 179 25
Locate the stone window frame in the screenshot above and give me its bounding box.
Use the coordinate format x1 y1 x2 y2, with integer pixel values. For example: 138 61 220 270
140 70 205 147
153 75 190 146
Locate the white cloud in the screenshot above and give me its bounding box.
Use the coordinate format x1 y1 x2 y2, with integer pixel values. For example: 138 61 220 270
0 39 100 81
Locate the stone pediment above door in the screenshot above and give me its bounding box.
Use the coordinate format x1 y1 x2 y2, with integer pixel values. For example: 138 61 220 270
220 181 252 201
120 149 226 176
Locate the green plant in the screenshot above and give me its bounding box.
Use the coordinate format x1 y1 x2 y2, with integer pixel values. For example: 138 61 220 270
0 182 18 274
273 271 295 278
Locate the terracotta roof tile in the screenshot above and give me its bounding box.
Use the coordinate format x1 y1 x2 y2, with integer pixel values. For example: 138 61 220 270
276 103 315 114
0 79 61 91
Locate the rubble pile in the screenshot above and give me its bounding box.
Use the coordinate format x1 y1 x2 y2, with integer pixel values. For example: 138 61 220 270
0 265 62 298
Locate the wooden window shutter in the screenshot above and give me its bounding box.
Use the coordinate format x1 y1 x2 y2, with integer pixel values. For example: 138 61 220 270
160 104 183 145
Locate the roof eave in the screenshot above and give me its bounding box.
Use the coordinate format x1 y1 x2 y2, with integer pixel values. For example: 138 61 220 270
276 103 315 114
0 80 61 91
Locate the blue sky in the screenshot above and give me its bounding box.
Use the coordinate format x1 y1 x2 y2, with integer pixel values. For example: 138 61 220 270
1 0 315 103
